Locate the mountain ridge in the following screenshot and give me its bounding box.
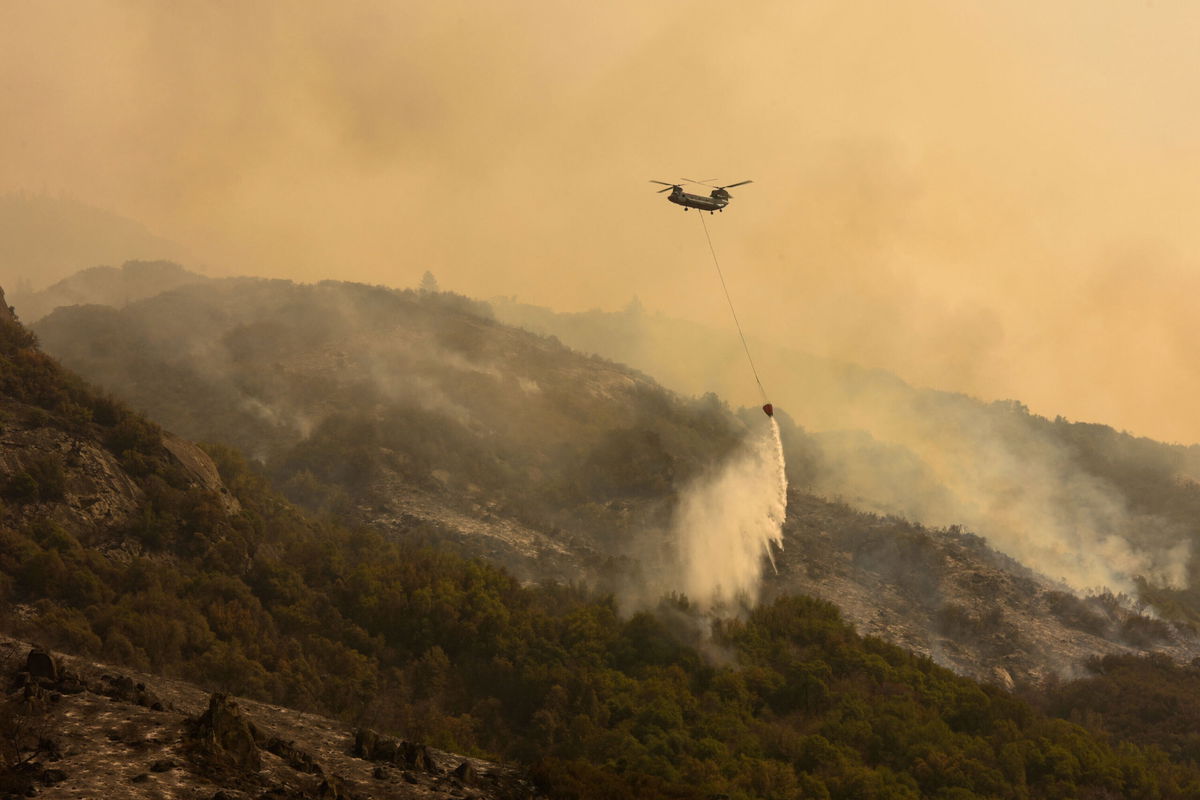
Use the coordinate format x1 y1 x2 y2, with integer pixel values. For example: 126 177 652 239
23 272 1200 688
7 282 1200 798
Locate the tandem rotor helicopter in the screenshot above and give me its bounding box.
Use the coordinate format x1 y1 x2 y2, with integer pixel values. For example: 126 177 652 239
649 178 753 213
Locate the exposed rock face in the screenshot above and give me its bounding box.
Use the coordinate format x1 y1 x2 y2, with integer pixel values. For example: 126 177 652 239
774 493 1200 687
188 693 262 773
0 637 533 799
352 728 439 774
0 422 145 534
97 673 164 709
0 298 239 544
162 433 241 514
264 736 322 774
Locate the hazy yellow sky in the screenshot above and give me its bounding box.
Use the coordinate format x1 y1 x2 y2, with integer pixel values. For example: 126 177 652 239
4 1 1200 443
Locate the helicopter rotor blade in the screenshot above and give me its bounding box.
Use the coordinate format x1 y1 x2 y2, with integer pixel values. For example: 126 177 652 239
656 186 675 193
649 180 678 187
720 180 753 189
683 177 719 187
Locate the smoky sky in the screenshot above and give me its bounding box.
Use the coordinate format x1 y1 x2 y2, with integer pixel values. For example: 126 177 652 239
5 0 1200 443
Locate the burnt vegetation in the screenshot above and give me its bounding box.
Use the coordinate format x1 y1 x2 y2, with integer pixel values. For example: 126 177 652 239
5 298 1200 797
11 284 1200 796
32 279 746 568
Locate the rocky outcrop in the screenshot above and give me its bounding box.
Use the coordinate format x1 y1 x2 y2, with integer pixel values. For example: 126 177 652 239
9 647 85 698
776 493 1200 687
162 433 241 515
96 672 164 710
352 728 439 774
0 637 532 800
24 648 56 683
451 760 478 785
348 727 528 798
264 736 322 774
187 693 262 773
0 423 144 533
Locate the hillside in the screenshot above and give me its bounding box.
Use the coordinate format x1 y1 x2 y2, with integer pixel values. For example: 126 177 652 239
8 260 207 323
32 279 745 580
24 276 1200 688
9 287 1200 798
492 299 1200 600
0 638 522 800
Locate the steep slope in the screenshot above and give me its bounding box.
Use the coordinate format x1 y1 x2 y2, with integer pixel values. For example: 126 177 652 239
8 288 1200 799
33 279 744 580
493 299 1200 599
1 638 522 800
0 306 236 544
26 277 1200 687
775 494 1199 686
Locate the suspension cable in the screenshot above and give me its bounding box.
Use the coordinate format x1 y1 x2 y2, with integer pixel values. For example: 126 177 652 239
697 211 769 404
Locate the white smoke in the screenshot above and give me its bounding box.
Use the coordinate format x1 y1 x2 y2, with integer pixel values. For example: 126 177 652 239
666 417 788 612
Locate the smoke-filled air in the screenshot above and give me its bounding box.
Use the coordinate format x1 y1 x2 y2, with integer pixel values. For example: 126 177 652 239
16 4 1200 798
5 2 1200 607
6 1 1200 444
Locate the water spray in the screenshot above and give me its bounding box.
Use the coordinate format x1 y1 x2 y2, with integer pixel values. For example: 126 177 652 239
665 209 787 608
628 187 787 614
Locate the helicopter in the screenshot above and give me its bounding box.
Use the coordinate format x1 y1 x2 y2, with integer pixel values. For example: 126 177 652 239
650 178 753 212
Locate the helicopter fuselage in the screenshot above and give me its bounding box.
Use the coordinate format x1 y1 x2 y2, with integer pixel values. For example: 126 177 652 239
666 189 729 211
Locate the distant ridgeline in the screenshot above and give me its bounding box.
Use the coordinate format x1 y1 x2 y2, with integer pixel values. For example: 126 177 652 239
4 292 1200 797
0 191 187 291
9 259 207 323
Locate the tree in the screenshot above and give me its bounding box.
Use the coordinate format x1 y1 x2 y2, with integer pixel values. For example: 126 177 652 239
420 271 439 293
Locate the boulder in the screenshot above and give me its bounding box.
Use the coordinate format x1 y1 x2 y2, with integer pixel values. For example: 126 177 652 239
162 433 241 515
264 736 321 774
451 760 477 786
97 673 164 709
188 693 261 773
25 648 58 683
399 740 437 773
99 673 136 701
351 728 379 759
